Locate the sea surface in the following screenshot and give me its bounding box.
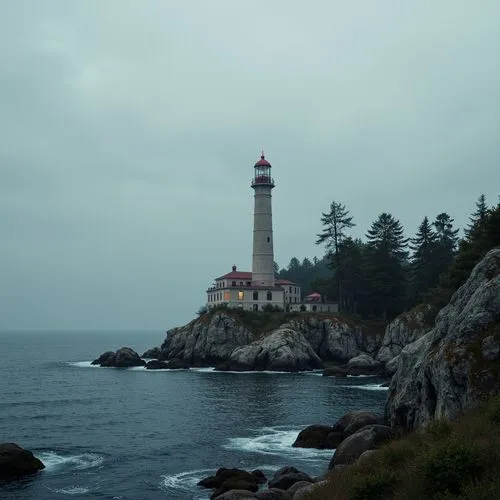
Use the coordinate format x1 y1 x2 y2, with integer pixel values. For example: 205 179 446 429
0 331 388 499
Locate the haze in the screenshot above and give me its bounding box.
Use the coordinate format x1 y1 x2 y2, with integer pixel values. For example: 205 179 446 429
1 1 499 331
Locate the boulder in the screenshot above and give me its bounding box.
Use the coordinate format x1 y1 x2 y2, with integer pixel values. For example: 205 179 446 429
324 431 344 449
356 449 378 464
165 358 190 369
213 490 258 500
332 410 382 436
145 360 169 370
212 478 258 499
328 425 394 470
268 467 312 490
251 469 267 484
0 443 45 479
345 353 382 375
292 425 333 449
386 249 500 430
91 347 145 368
223 327 323 372
198 468 257 490
289 482 317 499
255 490 292 499
141 347 162 359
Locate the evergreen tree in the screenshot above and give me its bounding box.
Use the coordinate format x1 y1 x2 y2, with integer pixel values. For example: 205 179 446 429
409 216 438 304
432 212 460 274
316 201 355 310
465 194 489 240
337 237 366 314
365 213 409 320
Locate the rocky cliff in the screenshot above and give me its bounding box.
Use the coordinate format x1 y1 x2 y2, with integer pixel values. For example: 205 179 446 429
156 311 384 371
386 248 500 430
376 304 435 373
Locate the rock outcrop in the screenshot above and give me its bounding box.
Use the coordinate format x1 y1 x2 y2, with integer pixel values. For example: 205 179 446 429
218 327 323 372
291 425 342 449
149 312 384 372
386 248 500 430
376 304 435 370
0 443 45 480
345 353 383 375
91 347 145 368
160 313 253 366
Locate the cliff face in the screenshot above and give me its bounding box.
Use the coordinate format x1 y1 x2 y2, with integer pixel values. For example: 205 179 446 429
376 304 435 369
159 312 384 370
386 248 500 430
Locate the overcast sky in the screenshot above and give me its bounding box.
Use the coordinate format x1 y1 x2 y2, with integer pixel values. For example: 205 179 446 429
1 1 499 331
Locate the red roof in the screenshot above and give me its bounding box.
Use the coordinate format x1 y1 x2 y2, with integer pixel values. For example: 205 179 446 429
306 292 322 298
275 279 297 285
254 153 271 168
216 270 252 281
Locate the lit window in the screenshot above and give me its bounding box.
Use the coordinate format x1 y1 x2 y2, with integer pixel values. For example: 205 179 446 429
238 291 244 300
267 291 272 301
224 291 230 301
253 291 258 300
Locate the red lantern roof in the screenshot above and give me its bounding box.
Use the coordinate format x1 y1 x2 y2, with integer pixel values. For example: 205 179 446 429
254 152 271 168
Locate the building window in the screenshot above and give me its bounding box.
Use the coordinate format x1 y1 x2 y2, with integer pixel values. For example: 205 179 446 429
238 291 244 300
312 305 317 312
246 281 251 286
240 281 243 286
232 281 236 287
267 237 270 242
253 304 258 311
224 291 230 301
289 286 292 293
267 291 272 301
253 291 258 301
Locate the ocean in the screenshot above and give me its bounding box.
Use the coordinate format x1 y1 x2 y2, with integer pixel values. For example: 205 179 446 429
0 330 388 499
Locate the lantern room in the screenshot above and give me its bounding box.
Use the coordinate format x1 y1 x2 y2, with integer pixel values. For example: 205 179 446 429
251 152 275 188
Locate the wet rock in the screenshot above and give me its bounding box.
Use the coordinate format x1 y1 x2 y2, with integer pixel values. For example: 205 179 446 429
328 425 394 470
268 467 312 490
213 490 259 499
482 335 499 361
211 478 258 499
0 443 45 480
324 431 344 449
91 347 145 368
165 358 190 369
292 425 333 449
145 360 169 370
332 410 382 436
251 469 267 484
141 347 162 359
345 353 382 375
255 490 292 499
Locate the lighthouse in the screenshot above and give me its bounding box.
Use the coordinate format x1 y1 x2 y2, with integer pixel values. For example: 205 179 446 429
251 152 275 287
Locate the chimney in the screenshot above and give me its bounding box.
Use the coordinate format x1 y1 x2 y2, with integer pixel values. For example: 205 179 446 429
232 265 237 272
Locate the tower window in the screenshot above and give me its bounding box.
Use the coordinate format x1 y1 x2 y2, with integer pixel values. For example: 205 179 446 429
253 291 258 300
267 291 272 301
267 237 270 242
238 291 244 300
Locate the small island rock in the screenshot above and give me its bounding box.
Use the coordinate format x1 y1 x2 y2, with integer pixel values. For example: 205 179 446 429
0 443 45 480
92 347 145 368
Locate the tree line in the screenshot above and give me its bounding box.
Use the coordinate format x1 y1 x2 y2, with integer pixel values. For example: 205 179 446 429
277 194 500 321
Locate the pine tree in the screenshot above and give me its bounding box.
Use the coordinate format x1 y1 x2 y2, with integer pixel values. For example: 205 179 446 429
432 212 460 274
365 213 409 320
465 194 489 240
316 201 355 310
409 216 438 304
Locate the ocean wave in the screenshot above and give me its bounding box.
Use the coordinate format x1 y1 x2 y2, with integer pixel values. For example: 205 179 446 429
340 384 389 391
160 469 213 499
67 361 98 368
223 426 333 462
38 451 104 471
46 486 90 495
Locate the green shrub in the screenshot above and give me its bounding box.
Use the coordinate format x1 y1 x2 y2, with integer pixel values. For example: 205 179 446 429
485 397 500 424
420 439 484 495
381 439 416 467
426 418 453 439
350 470 397 500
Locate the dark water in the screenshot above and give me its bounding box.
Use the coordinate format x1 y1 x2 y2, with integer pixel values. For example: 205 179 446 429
0 331 388 499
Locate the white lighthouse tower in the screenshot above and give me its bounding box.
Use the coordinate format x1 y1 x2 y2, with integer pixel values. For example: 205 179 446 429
251 152 275 287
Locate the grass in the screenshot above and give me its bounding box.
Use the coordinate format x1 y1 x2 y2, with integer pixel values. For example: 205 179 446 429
304 396 500 500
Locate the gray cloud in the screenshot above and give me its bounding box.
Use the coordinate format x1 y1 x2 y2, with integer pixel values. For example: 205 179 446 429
1 1 499 330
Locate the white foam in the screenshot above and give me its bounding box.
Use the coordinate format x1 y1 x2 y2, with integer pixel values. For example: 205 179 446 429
68 361 97 368
223 427 333 462
343 384 389 391
48 486 90 495
38 451 104 471
160 469 213 499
